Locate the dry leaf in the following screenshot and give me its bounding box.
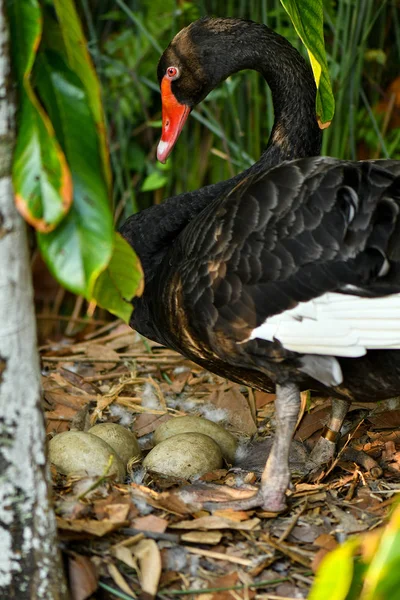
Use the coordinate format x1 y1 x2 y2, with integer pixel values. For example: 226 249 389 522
105 503 131 523
209 572 256 600
93 492 136 520
45 390 89 433
83 344 120 371
68 554 98 600
176 482 257 506
44 390 86 410
287 524 327 543
132 539 162 598
200 470 229 482
368 410 400 429
113 545 138 570
57 517 128 537
170 515 260 531
368 429 400 443
59 368 100 394
329 504 369 534
312 547 330 573
254 391 275 408
107 562 136 598
134 413 171 437
45 404 78 434
210 386 257 435
131 515 168 533
169 371 191 394
295 406 330 441
130 483 192 515
107 333 138 350
85 344 120 362
314 533 338 550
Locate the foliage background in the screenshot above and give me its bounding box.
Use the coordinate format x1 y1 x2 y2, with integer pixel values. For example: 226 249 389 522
79 0 400 230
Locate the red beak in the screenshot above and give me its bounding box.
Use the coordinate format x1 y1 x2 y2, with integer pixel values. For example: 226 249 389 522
157 76 190 163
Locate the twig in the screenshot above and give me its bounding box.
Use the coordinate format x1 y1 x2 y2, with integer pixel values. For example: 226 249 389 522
83 319 123 340
184 546 253 566
42 355 183 363
77 455 115 500
83 372 131 382
37 314 106 324
278 499 308 543
65 295 85 336
260 534 311 568
345 469 360 502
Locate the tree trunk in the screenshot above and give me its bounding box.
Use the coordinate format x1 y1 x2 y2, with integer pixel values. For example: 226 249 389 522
0 3 67 598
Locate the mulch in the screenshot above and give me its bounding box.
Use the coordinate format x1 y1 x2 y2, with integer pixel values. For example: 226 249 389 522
40 318 400 600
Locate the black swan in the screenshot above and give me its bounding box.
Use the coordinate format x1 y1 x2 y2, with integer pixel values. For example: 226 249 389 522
121 17 400 512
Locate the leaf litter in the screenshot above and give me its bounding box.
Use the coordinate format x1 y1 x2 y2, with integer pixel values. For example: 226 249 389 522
41 319 400 599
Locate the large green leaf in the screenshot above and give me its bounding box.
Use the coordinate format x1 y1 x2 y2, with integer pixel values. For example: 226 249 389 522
309 538 359 600
36 50 141 315
53 0 112 193
93 232 143 321
280 0 335 126
361 505 400 599
8 0 72 232
35 50 113 296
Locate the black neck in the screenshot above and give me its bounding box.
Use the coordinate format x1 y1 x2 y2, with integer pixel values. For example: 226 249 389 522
121 19 322 281
199 18 321 164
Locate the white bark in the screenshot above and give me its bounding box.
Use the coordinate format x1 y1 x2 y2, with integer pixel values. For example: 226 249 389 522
0 3 67 598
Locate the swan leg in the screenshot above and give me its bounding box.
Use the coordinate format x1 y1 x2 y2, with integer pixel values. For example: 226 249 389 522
304 397 382 476
305 397 350 472
205 381 300 513
257 381 301 511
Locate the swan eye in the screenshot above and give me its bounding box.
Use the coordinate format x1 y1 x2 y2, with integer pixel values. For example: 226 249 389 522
166 66 180 80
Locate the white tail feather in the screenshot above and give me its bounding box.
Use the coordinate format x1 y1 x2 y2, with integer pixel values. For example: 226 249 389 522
249 292 400 357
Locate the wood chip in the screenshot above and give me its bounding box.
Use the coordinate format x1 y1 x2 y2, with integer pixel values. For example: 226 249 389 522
180 530 223 545
169 516 260 531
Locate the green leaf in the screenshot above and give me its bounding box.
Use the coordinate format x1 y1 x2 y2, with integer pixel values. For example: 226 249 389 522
35 50 113 296
93 233 143 321
8 0 72 232
35 49 142 317
309 538 360 600
141 171 168 192
361 504 400 600
279 0 335 125
53 0 112 193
